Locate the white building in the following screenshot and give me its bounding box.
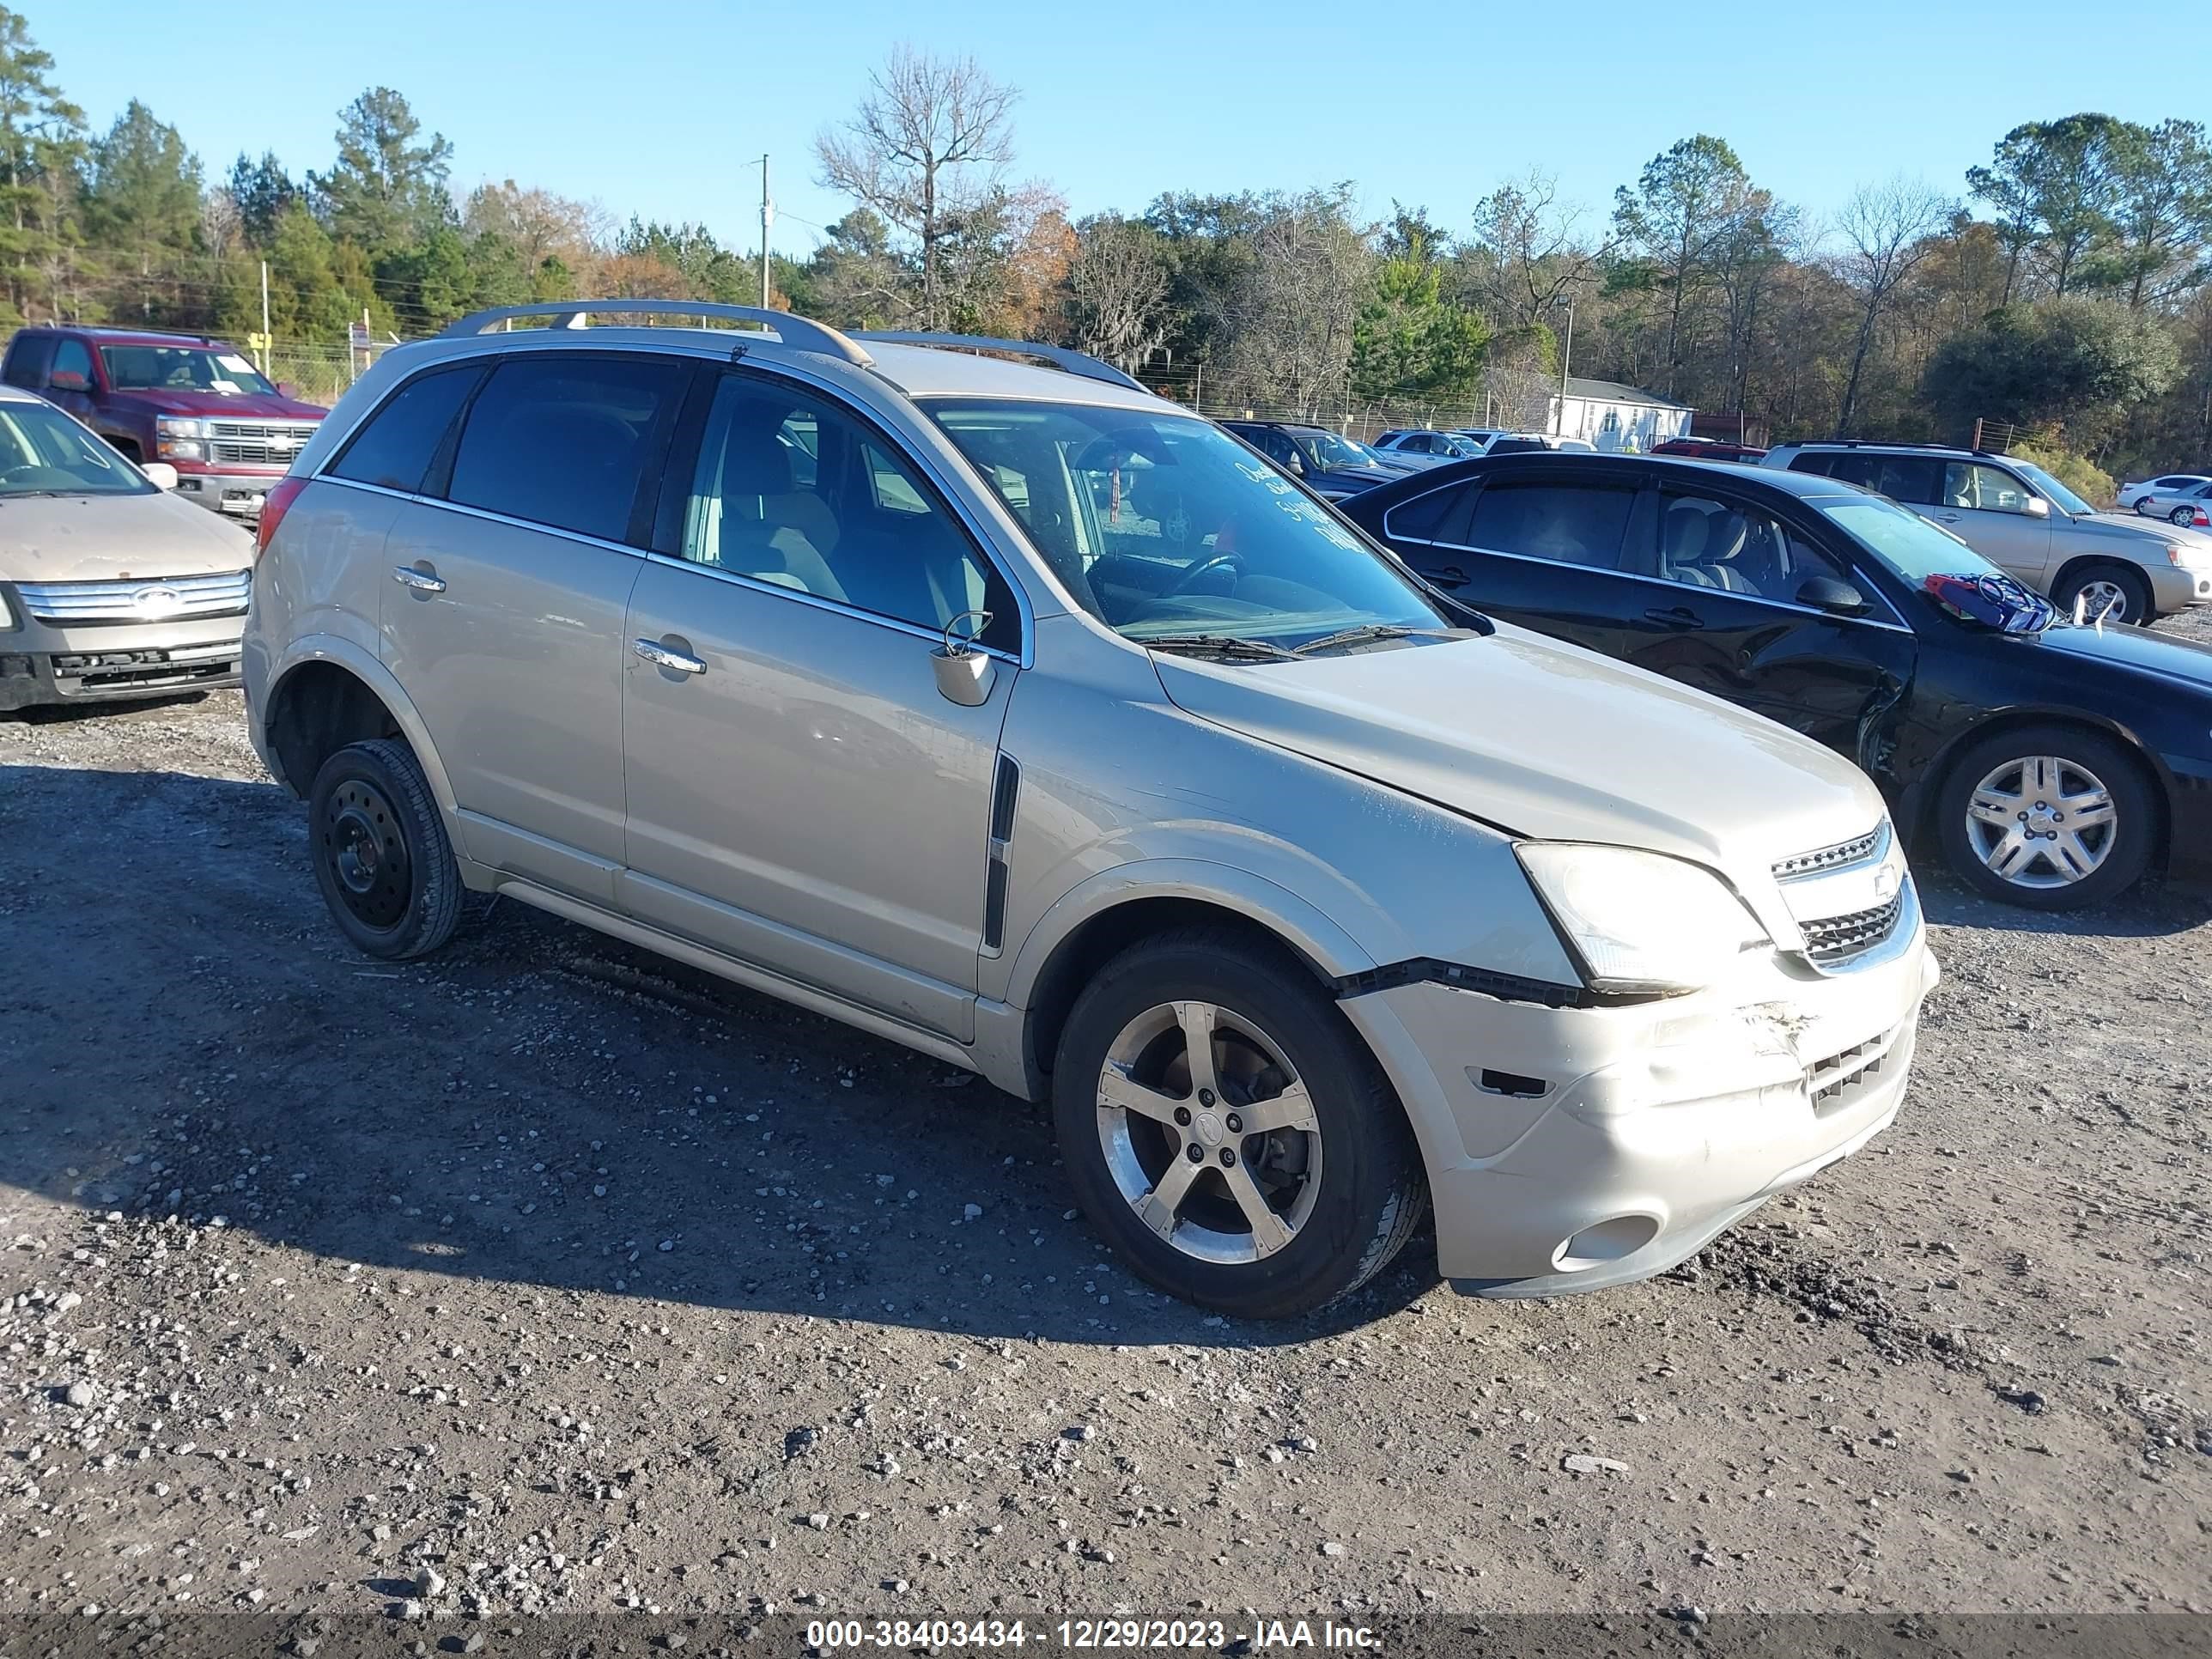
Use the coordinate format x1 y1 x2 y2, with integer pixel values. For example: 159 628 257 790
1547 376 1692 453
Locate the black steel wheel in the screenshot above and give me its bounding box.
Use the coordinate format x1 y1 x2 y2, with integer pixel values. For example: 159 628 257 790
307 738 463 959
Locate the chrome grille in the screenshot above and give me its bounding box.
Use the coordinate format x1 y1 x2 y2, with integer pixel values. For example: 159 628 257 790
1799 893 1905 964
14 569 252 626
210 420 318 465
1772 827 1882 880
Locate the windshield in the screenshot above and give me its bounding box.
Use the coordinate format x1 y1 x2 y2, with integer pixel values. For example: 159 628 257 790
98 344 277 398
0 402 155 496
1815 493 2004 584
927 401 1451 646
1295 428 1384 471
2011 460 2094 518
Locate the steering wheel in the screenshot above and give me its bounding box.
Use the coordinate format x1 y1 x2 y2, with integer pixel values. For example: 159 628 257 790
1165 552 1244 596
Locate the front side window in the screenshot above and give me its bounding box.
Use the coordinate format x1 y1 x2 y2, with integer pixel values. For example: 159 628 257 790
927 400 1449 647
680 375 1016 650
51 339 94 388
446 355 689 544
329 365 484 494
1464 480 1637 570
1655 491 1855 605
1941 462 2033 514
2009 460 2093 517
98 344 276 398
0 402 154 496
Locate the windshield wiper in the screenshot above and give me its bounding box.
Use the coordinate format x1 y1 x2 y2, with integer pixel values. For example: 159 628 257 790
1139 633 1303 662
1293 623 1470 656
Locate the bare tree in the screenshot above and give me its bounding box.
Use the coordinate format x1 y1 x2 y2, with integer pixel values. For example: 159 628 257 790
1463 171 1605 334
1221 189 1373 413
463 179 609 268
1832 175 1953 434
1065 215 1170 370
815 45 1018 330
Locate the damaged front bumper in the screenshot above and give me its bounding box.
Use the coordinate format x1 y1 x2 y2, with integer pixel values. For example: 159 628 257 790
1341 884 1938 1297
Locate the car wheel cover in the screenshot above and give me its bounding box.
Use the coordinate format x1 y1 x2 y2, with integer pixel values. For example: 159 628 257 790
2075 576 2132 621
1964 754 2118 889
1094 1000 1322 1266
2173 507 2196 526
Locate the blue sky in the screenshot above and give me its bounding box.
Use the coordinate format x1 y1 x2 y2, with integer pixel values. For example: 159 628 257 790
36 0 2203 257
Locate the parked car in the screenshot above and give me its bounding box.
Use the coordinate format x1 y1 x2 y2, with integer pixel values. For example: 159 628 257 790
1342 452 2212 909
1762 441 2211 625
1374 428 1486 466
1652 435 1767 463
2118 472 2209 513
2124 476 2212 526
244 300 1934 1317
1218 420 1404 497
1 325 326 522
0 385 256 713
1486 432 1598 455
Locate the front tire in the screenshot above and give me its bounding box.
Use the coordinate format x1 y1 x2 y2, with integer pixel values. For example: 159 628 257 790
307 738 464 959
1051 927 1427 1319
1936 723 2155 909
2050 562 2152 626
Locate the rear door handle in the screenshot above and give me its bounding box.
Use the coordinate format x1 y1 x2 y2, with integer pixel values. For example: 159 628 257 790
392 565 447 593
1428 565 1469 588
634 638 706 675
1643 605 1703 631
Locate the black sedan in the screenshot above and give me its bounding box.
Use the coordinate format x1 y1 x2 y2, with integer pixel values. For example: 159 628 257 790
1340 453 2212 909
1218 421 1412 499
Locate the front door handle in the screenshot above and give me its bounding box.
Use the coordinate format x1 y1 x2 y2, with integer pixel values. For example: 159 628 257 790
392 565 447 594
1937 513 1963 525
1643 605 1703 631
634 638 706 675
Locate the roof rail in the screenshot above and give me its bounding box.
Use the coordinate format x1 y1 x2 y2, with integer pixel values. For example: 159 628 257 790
852 331 1147 392
1803 438 1996 457
437 301 873 367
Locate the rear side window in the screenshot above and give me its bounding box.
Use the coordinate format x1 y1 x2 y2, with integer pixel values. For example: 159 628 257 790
328 365 484 494
447 355 691 544
1465 481 1637 569
1383 482 1471 542
2 335 53 389
1822 452 1942 505
1784 451 1837 476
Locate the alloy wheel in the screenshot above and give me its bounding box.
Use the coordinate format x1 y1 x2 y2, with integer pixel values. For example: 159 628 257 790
2073 577 2132 622
1963 754 2118 890
1093 1000 1322 1265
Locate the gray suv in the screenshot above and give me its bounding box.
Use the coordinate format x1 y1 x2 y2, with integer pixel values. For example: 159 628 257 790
244 301 1935 1318
1764 441 2212 625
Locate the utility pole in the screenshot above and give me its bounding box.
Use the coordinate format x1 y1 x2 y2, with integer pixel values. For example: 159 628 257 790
759 155 773 310
258 261 271 375
1555 295 1575 436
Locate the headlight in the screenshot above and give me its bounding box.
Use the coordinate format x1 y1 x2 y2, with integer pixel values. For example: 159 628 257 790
156 416 212 461
2167 542 2211 568
157 416 214 438
1517 842 1768 995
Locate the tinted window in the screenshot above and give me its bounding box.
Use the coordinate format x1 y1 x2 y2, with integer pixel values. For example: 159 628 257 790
1486 436 1546 456
1784 451 1835 475
1383 482 1470 541
1656 491 1856 605
2154 476 2195 489
52 338 94 386
1465 481 1636 569
447 355 689 544
681 375 1018 651
1822 452 1942 505
330 365 483 493
3 335 53 389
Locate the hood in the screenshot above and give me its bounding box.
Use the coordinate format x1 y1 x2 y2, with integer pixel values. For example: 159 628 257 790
2021 617 2212 691
1150 623 1888 886
109 387 326 421
0 489 256 581
2075 511 2188 546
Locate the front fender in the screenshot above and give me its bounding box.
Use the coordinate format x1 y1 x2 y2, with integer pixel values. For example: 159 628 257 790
999 857 1378 1014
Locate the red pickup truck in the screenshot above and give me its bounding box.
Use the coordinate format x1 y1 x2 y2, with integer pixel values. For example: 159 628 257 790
1 325 326 520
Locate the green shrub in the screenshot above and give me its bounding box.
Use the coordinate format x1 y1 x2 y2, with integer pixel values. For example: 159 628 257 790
2011 440 2115 508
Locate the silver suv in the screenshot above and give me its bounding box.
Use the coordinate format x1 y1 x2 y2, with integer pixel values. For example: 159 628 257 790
243 301 1936 1318
1764 441 2212 625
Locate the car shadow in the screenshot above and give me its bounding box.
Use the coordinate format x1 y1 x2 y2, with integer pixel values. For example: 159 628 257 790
1916 867 2210 939
0 760 1432 1351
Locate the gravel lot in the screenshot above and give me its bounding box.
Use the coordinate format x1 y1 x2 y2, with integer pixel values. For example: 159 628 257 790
3 613 2209 1641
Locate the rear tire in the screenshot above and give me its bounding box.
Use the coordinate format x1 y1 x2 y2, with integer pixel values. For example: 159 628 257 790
2172 504 2198 527
1935 722 2155 910
1051 927 1427 1319
307 738 464 959
2050 562 2152 626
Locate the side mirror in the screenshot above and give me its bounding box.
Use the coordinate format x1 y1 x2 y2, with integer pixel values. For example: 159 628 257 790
140 461 179 489
1796 575 1870 617
276 381 302 400
2023 495 2051 519
47 369 89 392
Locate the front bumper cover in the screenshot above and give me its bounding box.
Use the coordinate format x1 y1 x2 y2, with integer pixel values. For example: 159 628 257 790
1341 891 1938 1296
